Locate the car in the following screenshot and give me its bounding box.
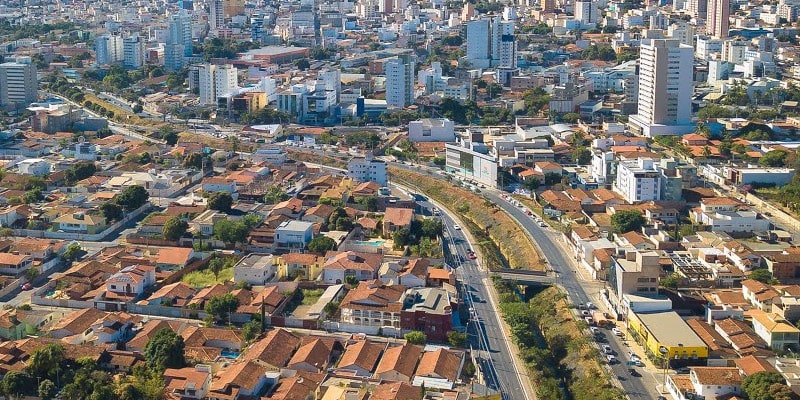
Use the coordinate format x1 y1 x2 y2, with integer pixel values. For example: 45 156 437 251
586 302 595 309
634 359 645 367
577 303 585 310
658 397 668 400
525 210 533 216
606 354 617 364
612 327 623 336
581 310 591 316
628 368 641 377
602 345 613 354
676 367 691 375
453 224 461 230
584 317 594 325
538 222 548 227
467 251 477 260
589 326 599 334
21 283 32 291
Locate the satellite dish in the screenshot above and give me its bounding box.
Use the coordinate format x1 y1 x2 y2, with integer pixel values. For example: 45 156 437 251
78 136 85 143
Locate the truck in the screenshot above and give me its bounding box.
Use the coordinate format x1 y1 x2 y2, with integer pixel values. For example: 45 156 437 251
592 311 610 328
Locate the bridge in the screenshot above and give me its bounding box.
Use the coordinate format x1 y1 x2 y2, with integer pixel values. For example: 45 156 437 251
492 268 556 285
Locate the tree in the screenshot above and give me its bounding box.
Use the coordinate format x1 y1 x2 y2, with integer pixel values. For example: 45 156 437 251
65 162 97 184
447 330 467 347
659 273 680 289
101 202 124 223
404 331 426 345
749 268 777 284
562 113 581 123
38 379 56 400
63 242 82 261
143 328 186 371
418 218 443 238
205 293 240 323
1 371 33 399
295 59 310 70
115 185 149 211
308 236 336 255
611 210 646 233
207 191 233 212
242 320 262 342
760 150 789 167
327 207 353 231
742 372 796 400
356 195 378 211
27 343 64 382
212 219 249 243
572 147 592 165
162 216 189 241
158 126 179 145
184 153 205 170
24 267 37 281
263 186 289 204
522 177 540 190
23 188 42 204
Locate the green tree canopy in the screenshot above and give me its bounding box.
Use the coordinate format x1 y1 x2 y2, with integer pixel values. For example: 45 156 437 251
101 202 124 223
162 216 189 241
759 150 789 167
749 268 778 284
207 191 233 213
115 185 149 211
742 371 796 400
205 293 240 323
308 236 337 255
611 210 646 234
143 328 186 371
263 186 289 204
212 219 250 243
404 331 426 345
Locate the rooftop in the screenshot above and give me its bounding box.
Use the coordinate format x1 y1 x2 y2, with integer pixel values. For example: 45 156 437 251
634 311 706 348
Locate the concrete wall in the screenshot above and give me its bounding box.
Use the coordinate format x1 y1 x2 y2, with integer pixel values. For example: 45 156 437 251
13 204 152 241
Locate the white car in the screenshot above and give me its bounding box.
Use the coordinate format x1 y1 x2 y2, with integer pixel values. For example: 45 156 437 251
602 345 613 354
612 327 624 337
606 355 617 363
453 224 461 230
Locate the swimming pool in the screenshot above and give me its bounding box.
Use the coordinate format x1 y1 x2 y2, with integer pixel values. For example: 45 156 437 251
351 240 386 247
220 350 240 359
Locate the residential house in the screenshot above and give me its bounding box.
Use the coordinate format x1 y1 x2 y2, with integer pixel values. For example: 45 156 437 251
278 253 322 280
322 251 383 284
427 268 455 287
382 208 414 238
270 198 304 218
105 265 156 300
207 360 272 400
379 258 430 287
745 309 800 350
187 283 234 309
274 220 314 250
155 247 195 270
691 197 770 234
126 319 184 352
243 328 301 369
164 365 213 400
337 340 383 377
722 241 764 272
287 337 335 373
741 279 781 311
267 371 324 400
374 344 422 383
0 253 33 276
182 326 245 354
301 204 335 225
370 382 421 400
53 211 108 234
233 254 277 286
735 355 780 377
764 249 800 281
201 177 238 200
340 280 405 329
688 367 742 399
190 210 227 237
145 282 196 307
412 348 464 390
400 287 454 342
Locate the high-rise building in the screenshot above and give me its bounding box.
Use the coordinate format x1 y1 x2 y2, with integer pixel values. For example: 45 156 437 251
688 0 708 18
164 10 192 71
385 54 415 108
540 0 555 12
0 61 37 109
614 158 662 203
707 0 730 39
95 33 124 66
223 0 244 17
123 34 145 69
210 0 224 30
199 63 238 105
629 39 694 137
465 15 516 69
574 0 597 25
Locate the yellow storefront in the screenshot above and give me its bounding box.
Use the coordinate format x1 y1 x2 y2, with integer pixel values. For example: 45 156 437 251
627 310 708 367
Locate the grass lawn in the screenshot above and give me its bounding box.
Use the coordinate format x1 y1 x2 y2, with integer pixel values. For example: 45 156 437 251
182 267 233 288
301 289 325 305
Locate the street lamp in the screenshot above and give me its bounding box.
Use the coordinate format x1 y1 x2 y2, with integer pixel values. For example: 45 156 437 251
659 345 669 394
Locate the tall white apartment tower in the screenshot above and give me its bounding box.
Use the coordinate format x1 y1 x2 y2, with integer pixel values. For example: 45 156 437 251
95 33 124 66
574 0 597 25
466 15 516 69
0 61 37 108
164 10 192 71
123 34 145 69
210 0 225 30
629 39 694 137
199 63 238 105
385 54 415 108
493 16 516 68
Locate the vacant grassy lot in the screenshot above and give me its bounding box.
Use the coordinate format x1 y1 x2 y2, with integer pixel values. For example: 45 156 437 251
390 167 543 271
182 267 233 288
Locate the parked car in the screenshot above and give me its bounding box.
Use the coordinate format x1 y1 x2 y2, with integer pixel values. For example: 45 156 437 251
584 317 594 325
21 283 32 291
612 327 623 336
453 224 461 230
589 327 599 334
628 368 641 377
586 302 595 309
581 310 591 317
606 354 617 364
602 345 613 354
467 250 477 260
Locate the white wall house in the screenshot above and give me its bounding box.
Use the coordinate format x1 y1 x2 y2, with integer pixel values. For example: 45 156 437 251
408 118 455 142
348 154 387 186
233 254 277 285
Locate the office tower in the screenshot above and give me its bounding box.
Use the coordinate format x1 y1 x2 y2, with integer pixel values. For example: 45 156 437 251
574 0 597 24
385 54 415 108
668 22 695 46
0 61 37 108
629 39 694 137
540 0 554 12
210 0 224 30
223 0 244 17
466 15 516 69
123 34 145 69
178 0 193 9
95 33 124 66
707 0 730 39
164 10 192 71
199 63 238 105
